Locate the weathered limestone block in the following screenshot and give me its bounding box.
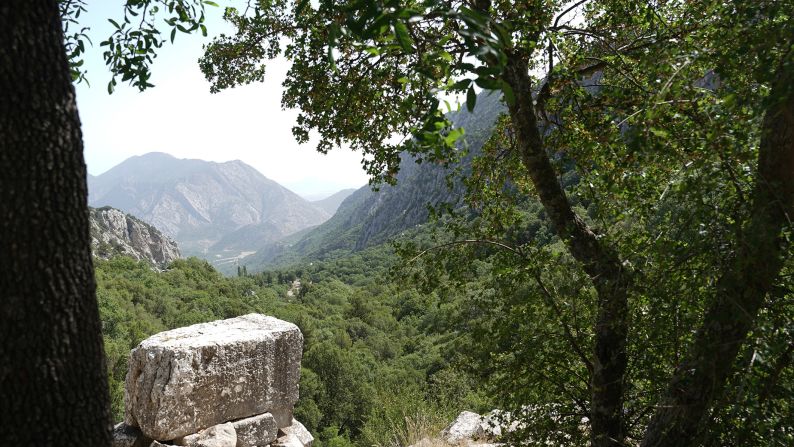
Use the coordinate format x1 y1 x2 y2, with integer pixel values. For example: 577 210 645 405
125 314 303 440
175 423 237 447
441 411 492 444
274 419 313 447
232 412 279 447
112 422 151 447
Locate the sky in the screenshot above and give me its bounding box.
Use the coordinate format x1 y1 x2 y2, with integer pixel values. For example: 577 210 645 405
74 1 369 200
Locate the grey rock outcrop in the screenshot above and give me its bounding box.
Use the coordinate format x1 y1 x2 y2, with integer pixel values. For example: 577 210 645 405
122 314 305 444
410 410 509 447
90 206 180 269
441 411 495 444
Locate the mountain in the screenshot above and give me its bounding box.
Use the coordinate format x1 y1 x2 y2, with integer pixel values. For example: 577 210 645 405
241 91 505 270
89 206 180 269
310 188 358 215
88 153 330 260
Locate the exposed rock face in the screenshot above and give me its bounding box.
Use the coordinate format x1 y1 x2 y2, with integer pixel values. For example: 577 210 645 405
90 206 180 269
124 314 303 441
441 411 494 444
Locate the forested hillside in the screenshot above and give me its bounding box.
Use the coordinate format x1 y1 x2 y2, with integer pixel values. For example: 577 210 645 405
95 246 496 447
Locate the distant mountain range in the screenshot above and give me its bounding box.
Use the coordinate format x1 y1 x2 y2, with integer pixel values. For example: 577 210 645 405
239 91 505 271
310 189 357 214
88 152 332 262
88 91 504 274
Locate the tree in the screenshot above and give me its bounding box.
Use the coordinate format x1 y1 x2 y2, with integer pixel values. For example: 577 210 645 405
199 1 793 445
0 2 111 444
1 1 213 443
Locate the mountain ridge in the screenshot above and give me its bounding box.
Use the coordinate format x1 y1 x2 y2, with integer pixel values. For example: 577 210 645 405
239 91 506 271
88 152 330 260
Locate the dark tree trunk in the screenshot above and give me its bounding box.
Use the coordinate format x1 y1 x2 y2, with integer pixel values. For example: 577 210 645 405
0 1 112 445
503 54 631 447
641 64 794 447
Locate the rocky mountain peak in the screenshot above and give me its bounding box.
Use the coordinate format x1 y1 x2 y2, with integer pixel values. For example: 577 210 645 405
89 206 180 269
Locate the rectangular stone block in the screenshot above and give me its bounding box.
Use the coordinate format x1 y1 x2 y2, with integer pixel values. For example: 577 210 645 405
124 314 303 440
232 413 278 447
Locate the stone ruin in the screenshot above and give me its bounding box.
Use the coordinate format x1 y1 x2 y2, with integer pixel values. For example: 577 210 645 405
112 314 314 447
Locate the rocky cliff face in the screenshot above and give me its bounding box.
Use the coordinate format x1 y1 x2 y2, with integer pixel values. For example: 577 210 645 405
90 206 181 269
88 153 330 259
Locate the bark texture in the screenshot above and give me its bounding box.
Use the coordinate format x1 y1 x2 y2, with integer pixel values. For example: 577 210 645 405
503 54 631 447
641 64 794 447
0 1 112 445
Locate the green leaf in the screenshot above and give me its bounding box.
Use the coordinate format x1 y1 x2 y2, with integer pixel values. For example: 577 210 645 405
295 0 310 16
393 21 413 52
170 28 176 43
466 86 477 112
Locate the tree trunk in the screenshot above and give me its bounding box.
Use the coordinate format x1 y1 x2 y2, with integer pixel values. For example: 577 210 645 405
0 1 112 445
641 63 794 447
503 54 631 447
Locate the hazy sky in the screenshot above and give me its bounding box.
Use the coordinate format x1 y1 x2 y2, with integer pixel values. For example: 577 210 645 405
74 1 369 199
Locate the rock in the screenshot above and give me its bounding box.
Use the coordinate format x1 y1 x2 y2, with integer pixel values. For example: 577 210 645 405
112 422 151 447
232 413 279 447
278 419 313 447
270 408 294 429
175 423 237 447
125 314 303 440
89 206 180 269
441 411 494 444
272 434 303 447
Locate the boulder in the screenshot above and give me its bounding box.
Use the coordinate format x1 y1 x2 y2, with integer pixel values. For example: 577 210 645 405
175 423 237 447
232 413 279 447
125 314 303 440
441 411 494 444
280 419 313 447
273 419 313 447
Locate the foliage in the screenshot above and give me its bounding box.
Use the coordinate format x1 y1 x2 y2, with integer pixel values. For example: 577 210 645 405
197 0 794 445
95 250 482 446
59 0 216 92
